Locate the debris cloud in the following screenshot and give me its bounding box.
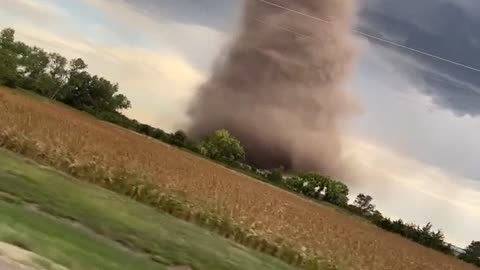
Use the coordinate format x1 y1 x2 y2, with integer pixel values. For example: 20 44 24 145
187 0 360 175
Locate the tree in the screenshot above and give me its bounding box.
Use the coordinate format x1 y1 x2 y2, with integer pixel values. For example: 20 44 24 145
62 64 131 113
48 52 68 99
296 173 329 199
171 130 188 147
284 175 305 193
267 167 284 184
69 58 88 72
62 70 93 110
391 219 405 233
34 73 58 96
0 27 131 116
0 28 15 48
324 179 349 206
110 93 131 111
16 46 52 94
0 28 18 86
48 53 68 80
429 229 449 252
200 129 246 164
0 47 17 87
460 241 480 266
62 58 89 106
353 193 376 216
371 210 384 223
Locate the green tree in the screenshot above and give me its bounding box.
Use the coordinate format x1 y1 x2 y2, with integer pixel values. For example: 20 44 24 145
87 76 118 112
0 47 17 87
298 173 329 199
267 167 284 184
371 210 384 223
110 93 131 111
0 28 15 48
171 130 188 147
0 28 18 86
15 46 53 95
201 129 246 164
34 73 58 96
284 175 305 193
48 53 68 80
62 69 93 110
63 60 131 113
353 193 376 216
48 52 68 99
0 28 131 115
69 58 88 72
460 241 480 266
324 179 349 206
62 58 89 107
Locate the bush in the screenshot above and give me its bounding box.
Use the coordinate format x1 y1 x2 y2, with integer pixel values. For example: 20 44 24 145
459 241 480 266
170 130 188 147
267 167 284 184
200 129 246 164
324 180 349 206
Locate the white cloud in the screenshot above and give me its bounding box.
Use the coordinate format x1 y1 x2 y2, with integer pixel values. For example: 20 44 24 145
0 0 67 24
1 0 229 131
81 0 229 71
342 136 480 246
10 23 205 132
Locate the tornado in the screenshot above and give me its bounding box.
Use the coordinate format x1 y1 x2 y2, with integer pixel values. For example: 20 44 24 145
187 0 360 176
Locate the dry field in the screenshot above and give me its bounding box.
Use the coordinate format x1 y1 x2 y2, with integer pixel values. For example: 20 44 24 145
0 87 476 270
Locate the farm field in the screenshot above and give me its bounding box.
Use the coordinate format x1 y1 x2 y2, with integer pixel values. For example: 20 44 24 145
0 86 476 270
0 148 297 270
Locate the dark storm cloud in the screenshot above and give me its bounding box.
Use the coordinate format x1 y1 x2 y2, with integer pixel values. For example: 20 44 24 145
359 0 480 116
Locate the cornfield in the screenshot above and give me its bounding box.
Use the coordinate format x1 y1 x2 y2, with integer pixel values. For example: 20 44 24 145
0 87 475 270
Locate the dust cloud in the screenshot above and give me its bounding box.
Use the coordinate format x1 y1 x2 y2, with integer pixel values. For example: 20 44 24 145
187 0 360 176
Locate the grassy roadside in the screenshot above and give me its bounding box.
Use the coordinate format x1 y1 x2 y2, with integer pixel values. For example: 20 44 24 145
0 149 298 270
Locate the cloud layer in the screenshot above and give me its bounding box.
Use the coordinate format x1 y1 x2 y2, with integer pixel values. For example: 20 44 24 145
359 0 480 116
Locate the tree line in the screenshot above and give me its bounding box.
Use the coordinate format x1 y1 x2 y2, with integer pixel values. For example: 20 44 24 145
1 27 478 267
0 28 131 115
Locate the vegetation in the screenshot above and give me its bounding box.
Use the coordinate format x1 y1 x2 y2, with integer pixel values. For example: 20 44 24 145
352 194 376 216
0 28 130 115
200 129 246 164
460 242 480 267
0 149 298 270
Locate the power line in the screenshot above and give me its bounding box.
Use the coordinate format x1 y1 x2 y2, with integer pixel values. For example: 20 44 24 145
257 0 480 73
254 18 310 38
258 0 331 24
253 18 440 109
352 31 480 73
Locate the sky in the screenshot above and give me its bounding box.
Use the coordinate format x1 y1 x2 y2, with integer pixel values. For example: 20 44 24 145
1 0 479 247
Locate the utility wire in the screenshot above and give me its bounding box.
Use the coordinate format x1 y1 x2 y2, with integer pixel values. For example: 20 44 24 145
258 0 480 73
254 18 441 109
254 18 310 38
